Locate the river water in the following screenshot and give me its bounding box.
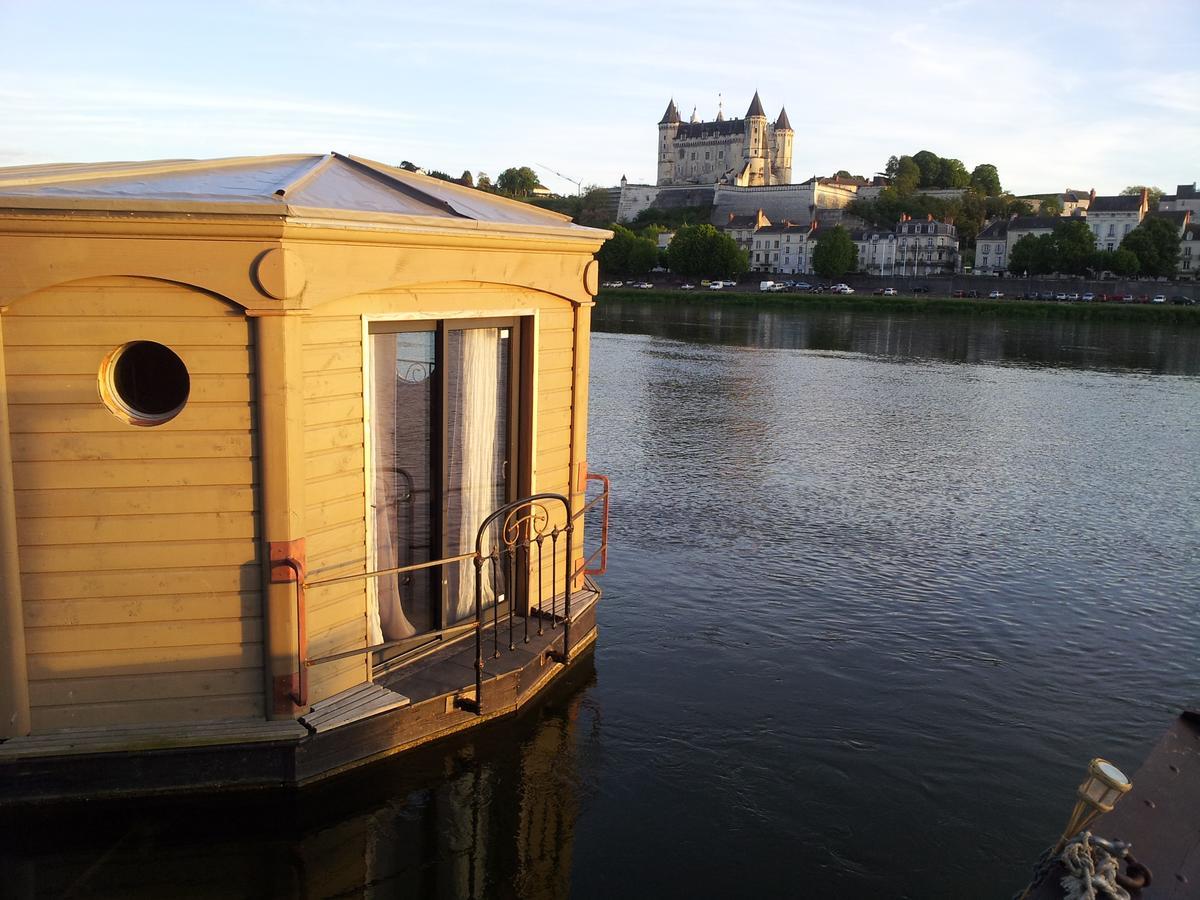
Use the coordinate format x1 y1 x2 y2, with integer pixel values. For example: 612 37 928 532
4 301 1199 898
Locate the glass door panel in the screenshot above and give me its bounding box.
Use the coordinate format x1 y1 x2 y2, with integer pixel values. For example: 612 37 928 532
370 330 436 643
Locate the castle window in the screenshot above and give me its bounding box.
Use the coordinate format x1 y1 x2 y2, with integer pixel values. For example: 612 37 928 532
705 151 710 160
718 151 724 158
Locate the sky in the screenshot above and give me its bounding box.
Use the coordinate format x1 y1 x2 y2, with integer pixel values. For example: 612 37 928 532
1 0 1197 197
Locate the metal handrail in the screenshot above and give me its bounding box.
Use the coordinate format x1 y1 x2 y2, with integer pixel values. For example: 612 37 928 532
296 480 611 716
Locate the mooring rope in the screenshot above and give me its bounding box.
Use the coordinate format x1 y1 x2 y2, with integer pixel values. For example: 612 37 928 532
1059 833 1130 900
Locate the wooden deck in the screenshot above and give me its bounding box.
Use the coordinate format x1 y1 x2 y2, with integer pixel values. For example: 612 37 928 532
0 589 599 804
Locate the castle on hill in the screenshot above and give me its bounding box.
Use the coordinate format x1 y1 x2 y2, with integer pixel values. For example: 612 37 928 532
657 92 793 187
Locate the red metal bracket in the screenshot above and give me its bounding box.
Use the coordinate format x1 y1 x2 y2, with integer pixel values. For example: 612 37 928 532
268 538 307 710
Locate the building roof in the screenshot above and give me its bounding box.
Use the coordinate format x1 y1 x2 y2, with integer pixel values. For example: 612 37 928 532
726 212 768 229
1063 188 1093 202
0 153 604 236
1145 209 1191 231
977 219 1009 240
757 221 811 234
775 107 792 131
1007 215 1061 231
673 119 745 138
746 91 766 118
659 99 682 125
1173 183 1197 199
1088 194 1145 213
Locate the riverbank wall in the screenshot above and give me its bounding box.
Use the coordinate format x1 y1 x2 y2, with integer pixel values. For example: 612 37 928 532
597 289 1200 324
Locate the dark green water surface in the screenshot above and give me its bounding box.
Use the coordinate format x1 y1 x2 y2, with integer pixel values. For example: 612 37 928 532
4 301 1198 898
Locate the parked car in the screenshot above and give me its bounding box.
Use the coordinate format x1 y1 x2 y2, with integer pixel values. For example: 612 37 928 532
707 282 724 290
988 290 1004 299
951 290 966 298
1169 295 1196 305
882 288 897 296
832 286 855 294
1082 292 1095 302
1121 294 1135 303
601 280 623 288
911 286 931 294
792 281 812 291
679 283 695 291
1151 294 1166 304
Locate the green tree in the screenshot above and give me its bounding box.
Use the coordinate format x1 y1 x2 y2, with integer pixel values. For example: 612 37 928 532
427 170 453 182
834 169 853 179
458 170 474 188
1121 185 1165 207
912 150 941 188
1122 217 1181 277
572 187 613 227
496 166 539 197
477 172 492 190
970 164 1002 196
939 158 971 189
666 224 748 279
1053 219 1097 276
1010 233 1060 275
597 224 658 277
1040 198 1063 217
894 156 920 195
1008 233 1041 275
1110 248 1141 277
812 225 857 278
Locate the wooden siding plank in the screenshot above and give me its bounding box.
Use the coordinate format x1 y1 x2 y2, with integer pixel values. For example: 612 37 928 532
17 511 256 546
1 318 250 346
6 373 252 406
5 346 255 377
11 431 255 463
303 345 362 374
303 371 362 402
302 317 361 345
18 539 260 574
305 495 365 533
23 591 259 627
307 471 364 506
304 422 365 456
4 286 245 318
7 403 254 434
21 565 262 602
30 695 264 732
305 395 364 427
28 668 264 706
13 458 256 490
25 642 264 680
15 485 257 518
304 447 364 481
25 618 263 654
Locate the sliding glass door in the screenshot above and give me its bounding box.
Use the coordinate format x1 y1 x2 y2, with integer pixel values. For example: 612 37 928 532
369 318 523 661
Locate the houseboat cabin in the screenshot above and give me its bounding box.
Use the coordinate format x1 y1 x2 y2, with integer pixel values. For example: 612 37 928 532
0 154 610 801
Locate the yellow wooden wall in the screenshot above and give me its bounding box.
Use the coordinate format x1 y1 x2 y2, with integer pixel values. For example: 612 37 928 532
302 313 370 701
299 286 583 704
5 276 263 730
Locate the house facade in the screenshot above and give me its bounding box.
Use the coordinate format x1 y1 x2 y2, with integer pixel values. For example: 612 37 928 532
1087 191 1149 251
974 219 1010 274
896 215 959 275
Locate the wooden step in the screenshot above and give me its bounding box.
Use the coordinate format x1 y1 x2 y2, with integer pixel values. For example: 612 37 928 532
300 683 410 733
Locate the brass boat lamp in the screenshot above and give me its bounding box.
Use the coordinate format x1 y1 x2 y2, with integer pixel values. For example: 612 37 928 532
1053 758 1132 853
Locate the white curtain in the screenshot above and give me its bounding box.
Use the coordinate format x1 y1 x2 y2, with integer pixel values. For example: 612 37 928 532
370 334 419 644
453 328 500 622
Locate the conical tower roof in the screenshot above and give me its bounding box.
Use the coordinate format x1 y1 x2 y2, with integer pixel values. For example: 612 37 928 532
775 106 792 131
659 99 682 124
746 91 766 118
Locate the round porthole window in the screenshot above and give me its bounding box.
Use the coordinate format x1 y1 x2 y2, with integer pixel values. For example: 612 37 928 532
100 341 190 425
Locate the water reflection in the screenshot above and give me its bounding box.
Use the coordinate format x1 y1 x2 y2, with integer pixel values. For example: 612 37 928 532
0 658 598 900
594 298 1200 374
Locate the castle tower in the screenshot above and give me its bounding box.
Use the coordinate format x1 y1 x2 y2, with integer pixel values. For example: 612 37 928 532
771 106 794 185
743 91 768 186
657 99 682 185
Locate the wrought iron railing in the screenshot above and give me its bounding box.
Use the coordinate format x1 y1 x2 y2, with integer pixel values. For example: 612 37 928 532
292 477 611 716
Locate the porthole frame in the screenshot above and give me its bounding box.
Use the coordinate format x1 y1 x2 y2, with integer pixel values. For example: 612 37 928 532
98 340 191 427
